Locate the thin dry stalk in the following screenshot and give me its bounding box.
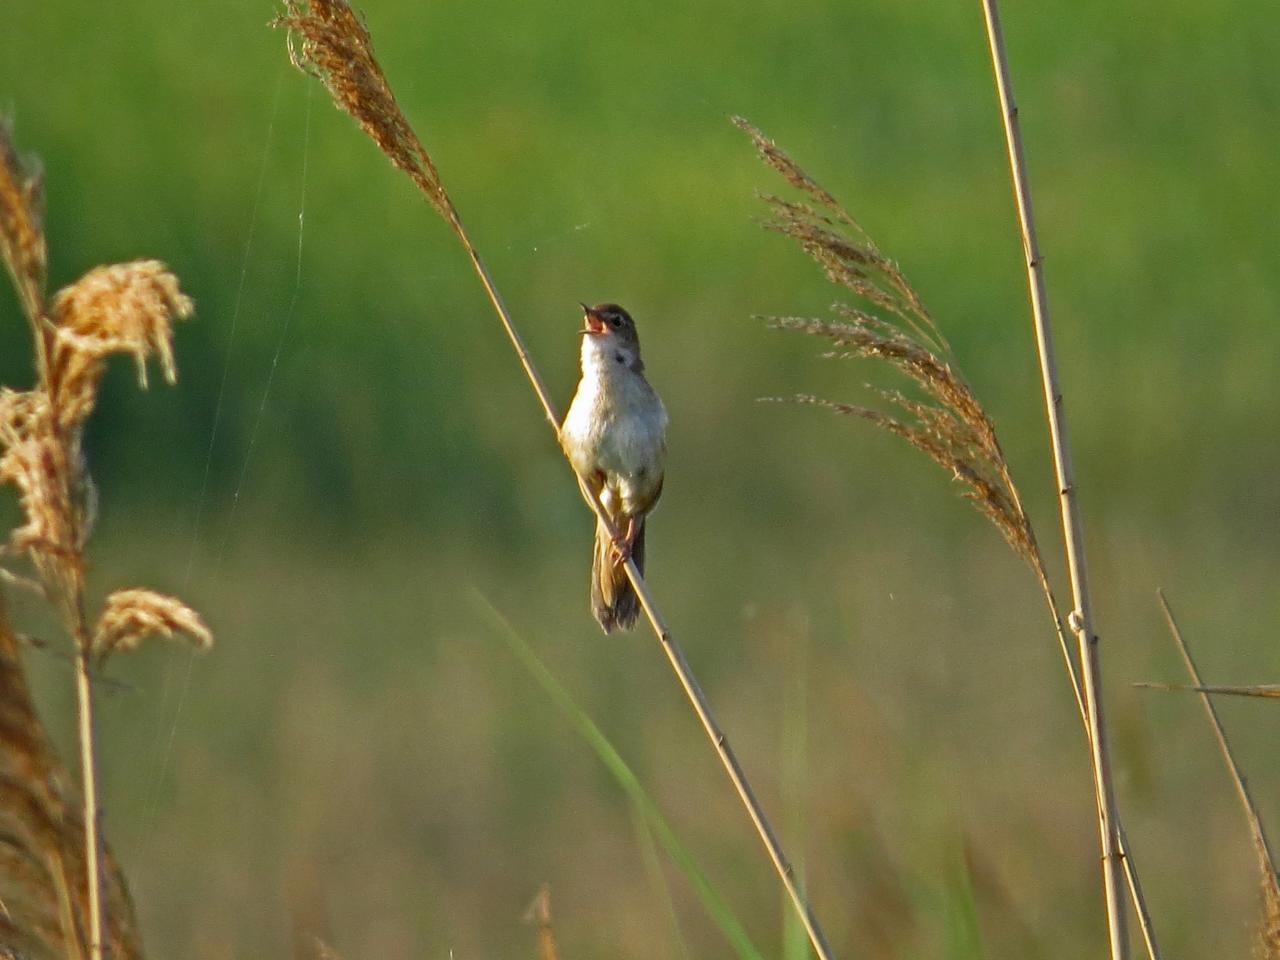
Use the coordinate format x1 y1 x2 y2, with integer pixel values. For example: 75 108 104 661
979 3 1128 955
523 885 559 960
1134 682 1280 700
72 647 99 960
1155 591 1280 958
0 596 143 960
270 6 836 958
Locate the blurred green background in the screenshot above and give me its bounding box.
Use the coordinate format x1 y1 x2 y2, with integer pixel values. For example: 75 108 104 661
4 0 1279 957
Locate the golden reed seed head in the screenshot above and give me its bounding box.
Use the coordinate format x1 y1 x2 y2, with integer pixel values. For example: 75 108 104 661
732 117 848 225
0 390 81 574
49 259 194 427
741 118 1044 582
92 588 213 662
272 0 455 223
0 261 192 589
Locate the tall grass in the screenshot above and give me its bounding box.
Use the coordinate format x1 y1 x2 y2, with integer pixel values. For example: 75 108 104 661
1153 592 1280 958
0 120 211 960
734 90 1157 956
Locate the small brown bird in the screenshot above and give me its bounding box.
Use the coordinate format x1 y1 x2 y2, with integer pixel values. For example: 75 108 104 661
560 303 668 632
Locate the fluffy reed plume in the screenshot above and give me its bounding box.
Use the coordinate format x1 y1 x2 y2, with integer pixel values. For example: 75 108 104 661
271 0 455 225
0 120 210 960
51 261 192 400
735 118 1048 595
91 590 212 662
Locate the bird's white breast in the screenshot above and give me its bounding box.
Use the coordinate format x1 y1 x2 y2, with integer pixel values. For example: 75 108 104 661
561 335 667 514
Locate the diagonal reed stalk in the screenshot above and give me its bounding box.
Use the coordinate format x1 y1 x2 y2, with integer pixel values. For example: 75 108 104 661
979 3 1130 957
1155 590 1280 955
270 4 836 957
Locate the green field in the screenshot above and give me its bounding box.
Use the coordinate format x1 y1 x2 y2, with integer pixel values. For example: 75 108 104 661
3 1 1279 957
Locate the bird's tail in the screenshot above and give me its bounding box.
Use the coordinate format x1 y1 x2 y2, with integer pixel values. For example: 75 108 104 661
591 517 644 633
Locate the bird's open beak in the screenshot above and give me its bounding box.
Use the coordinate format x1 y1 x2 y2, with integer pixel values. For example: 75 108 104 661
579 302 606 336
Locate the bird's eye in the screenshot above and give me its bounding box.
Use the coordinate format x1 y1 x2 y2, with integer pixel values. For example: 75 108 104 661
609 315 622 328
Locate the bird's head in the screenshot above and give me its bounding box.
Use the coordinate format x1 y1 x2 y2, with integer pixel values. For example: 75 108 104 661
580 302 643 371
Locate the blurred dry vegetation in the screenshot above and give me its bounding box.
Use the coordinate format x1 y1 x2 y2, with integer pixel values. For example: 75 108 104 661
1 0 1279 958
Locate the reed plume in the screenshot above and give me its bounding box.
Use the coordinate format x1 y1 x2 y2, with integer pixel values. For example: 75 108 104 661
736 117 1053 634
271 0 455 226
0 120 211 960
738 115 1159 956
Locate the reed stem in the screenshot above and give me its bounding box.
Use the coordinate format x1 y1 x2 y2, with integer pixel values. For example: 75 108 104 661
1157 591 1280 879
74 640 103 960
979 3 1128 956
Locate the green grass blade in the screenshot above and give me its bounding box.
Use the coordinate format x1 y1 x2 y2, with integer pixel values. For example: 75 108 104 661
942 852 987 960
475 595 765 960
630 801 695 960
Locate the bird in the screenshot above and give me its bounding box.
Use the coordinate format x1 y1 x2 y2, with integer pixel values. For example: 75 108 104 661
560 302 668 632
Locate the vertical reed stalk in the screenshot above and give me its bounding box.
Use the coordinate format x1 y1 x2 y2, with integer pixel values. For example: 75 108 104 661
73 641 103 960
979 3 1128 956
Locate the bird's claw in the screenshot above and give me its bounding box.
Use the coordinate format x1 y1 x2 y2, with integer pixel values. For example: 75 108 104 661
609 536 631 568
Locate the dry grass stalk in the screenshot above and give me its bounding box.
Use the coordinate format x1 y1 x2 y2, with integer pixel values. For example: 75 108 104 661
523 885 559 960
977 4 1130 954
0 598 142 960
1134 681 1280 700
0 120 210 960
271 7 837 960
309 939 344 960
1154 591 1280 958
738 109 1159 958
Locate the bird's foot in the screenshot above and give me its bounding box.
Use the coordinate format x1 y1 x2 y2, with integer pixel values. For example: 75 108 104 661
609 518 638 568
609 537 631 568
